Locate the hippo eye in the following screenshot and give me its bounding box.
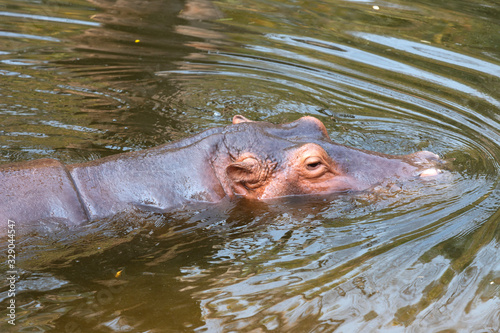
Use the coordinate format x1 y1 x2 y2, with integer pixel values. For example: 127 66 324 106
305 157 323 170
307 161 321 169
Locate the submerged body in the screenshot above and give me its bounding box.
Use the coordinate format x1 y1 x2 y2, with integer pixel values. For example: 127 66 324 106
0 116 442 234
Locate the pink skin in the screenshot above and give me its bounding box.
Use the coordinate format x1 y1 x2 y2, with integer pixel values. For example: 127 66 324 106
239 143 359 199
218 115 443 200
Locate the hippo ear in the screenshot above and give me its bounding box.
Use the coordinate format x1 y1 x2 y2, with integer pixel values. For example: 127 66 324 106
226 157 264 191
232 115 253 124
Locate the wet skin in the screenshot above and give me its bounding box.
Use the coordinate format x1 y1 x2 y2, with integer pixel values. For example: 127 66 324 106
0 116 442 234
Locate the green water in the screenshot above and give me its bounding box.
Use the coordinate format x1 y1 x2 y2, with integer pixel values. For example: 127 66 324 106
0 0 499 331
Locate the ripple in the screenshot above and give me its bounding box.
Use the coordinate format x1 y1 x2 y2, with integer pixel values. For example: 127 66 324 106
351 32 500 77
1 59 47 66
38 120 103 133
0 69 32 78
0 31 59 42
0 11 100 27
266 34 500 107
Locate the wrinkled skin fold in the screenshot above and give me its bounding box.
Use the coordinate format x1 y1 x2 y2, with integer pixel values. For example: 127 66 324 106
0 115 443 234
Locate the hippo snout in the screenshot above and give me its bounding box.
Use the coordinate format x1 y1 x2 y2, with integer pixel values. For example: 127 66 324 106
410 151 446 177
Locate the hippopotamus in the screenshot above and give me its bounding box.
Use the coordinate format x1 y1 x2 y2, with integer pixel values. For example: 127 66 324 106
0 115 442 235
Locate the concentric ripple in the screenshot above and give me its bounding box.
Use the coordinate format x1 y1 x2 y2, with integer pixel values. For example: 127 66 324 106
158 21 500 333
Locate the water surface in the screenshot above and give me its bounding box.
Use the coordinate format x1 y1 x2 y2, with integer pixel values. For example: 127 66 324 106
0 0 499 332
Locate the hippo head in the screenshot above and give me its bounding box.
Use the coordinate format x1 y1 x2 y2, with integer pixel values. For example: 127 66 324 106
213 115 442 200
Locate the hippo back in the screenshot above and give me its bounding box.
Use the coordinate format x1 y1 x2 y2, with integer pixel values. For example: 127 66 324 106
0 159 89 235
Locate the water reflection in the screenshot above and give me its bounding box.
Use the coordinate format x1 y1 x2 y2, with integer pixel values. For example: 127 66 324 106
352 32 500 77
0 0 500 332
0 11 100 26
0 0 227 162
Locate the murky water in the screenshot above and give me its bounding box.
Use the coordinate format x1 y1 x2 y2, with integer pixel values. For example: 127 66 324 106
1 0 499 331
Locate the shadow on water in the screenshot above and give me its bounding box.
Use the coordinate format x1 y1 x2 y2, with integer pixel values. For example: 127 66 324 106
0 0 500 332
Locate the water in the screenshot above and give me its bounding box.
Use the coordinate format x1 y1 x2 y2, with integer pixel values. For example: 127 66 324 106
1 0 499 331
